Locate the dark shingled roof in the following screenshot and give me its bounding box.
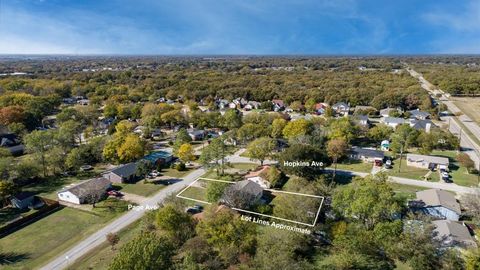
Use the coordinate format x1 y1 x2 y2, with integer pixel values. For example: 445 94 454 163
232 180 263 197
60 177 111 198
12 191 35 200
351 147 385 159
110 163 138 178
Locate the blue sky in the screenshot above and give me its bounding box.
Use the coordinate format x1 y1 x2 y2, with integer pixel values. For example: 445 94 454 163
0 0 479 54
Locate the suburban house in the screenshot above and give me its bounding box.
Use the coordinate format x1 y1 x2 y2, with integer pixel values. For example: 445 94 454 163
406 154 449 170
411 189 461 221
410 119 434 133
221 180 264 208
0 134 25 156
57 177 112 204
380 107 402 117
353 114 369 126
217 99 230 110
187 129 205 141
10 191 35 209
103 163 138 183
272 99 285 112
142 151 173 167
381 117 406 128
244 101 261 110
332 102 350 116
244 166 271 189
314 103 329 115
350 147 385 163
408 109 431 120
433 220 477 248
233 98 248 108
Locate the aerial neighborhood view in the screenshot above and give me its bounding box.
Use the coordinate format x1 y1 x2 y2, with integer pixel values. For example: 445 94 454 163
1 1 480 270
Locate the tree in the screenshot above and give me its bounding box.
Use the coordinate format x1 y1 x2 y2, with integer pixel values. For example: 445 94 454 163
221 185 259 209
108 231 174 270
332 174 403 229
0 180 19 206
278 144 328 180
464 248 480 270
264 166 283 188
457 153 475 173
271 118 287 138
222 109 242 130
328 117 358 143
199 137 228 175
156 204 195 245
196 206 256 264
245 137 276 165
117 134 145 163
282 119 311 140
206 181 229 203
0 105 25 126
24 130 54 177
106 233 120 250
461 191 480 224
390 124 418 172
368 124 393 144
289 101 303 111
173 128 192 154
178 143 195 163
327 138 348 179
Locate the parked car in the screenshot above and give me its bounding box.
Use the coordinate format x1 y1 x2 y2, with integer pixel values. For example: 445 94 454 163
80 165 93 171
384 159 392 169
374 160 383 167
441 171 449 178
107 190 123 197
185 204 204 214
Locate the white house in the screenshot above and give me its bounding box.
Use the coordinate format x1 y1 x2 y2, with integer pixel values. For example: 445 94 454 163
413 189 461 221
57 178 111 204
244 166 271 188
332 102 350 116
381 117 406 128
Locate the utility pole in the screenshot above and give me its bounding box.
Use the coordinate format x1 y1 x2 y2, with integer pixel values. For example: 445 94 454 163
398 144 404 173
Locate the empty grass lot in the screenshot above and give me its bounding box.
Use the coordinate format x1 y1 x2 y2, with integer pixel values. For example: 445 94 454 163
0 204 127 270
329 160 373 173
114 182 166 197
67 221 143 270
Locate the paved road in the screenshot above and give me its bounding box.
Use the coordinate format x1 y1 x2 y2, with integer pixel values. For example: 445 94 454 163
406 66 480 169
39 168 206 270
331 169 479 194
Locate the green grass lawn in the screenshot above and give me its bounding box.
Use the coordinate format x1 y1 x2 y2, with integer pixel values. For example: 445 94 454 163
67 221 143 270
114 182 166 197
160 167 191 178
329 160 373 173
0 204 127 270
429 150 479 187
388 157 438 181
178 186 207 202
228 162 258 170
390 183 429 200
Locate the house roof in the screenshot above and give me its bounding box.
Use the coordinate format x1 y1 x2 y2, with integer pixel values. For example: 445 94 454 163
187 129 205 136
409 109 431 119
382 117 405 124
232 180 264 197
332 102 349 108
245 166 270 179
12 191 35 200
110 163 138 178
351 147 384 159
433 220 477 247
407 154 449 166
59 177 111 198
272 99 285 107
354 114 369 121
410 119 434 131
143 151 173 163
380 107 401 115
416 189 460 214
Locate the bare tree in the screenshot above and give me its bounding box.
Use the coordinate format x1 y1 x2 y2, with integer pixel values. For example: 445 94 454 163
106 233 120 250
221 187 258 209
461 191 480 224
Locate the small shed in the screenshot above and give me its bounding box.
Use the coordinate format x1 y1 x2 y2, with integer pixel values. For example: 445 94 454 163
10 191 35 209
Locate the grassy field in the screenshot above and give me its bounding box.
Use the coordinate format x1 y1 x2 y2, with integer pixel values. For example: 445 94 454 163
390 183 429 200
67 221 143 270
452 97 480 124
329 160 373 173
388 157 437 181
0 203 127 270
114 182 166 197
430 150 479 187
178 186 207 202
160 167 192 178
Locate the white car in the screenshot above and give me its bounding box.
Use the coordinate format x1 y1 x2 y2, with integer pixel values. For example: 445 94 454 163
441 171 449 178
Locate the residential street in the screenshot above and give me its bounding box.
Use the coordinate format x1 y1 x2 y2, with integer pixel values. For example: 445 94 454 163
39 168 206 270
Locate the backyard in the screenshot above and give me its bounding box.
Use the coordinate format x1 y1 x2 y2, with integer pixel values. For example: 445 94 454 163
0 201 128 270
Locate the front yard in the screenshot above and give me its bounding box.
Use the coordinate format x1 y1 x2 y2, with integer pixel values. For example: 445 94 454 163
388 157 439 182
114 182 166 197
0 200 128 270
329 160 373 173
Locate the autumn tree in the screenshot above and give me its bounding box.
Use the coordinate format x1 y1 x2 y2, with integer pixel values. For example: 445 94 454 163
117 134 145 163
245 137 276 165
178 143 195 163
156 204 196 245
271 118 287 138
282 119 312 140
0 105 25 126
24 130 54 177
327 138 348 179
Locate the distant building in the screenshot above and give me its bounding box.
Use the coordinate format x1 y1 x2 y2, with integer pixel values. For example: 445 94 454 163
142 151 173 167
408 109 431 120
406 154 449 170
381 117 406 128
410 119 434 133
0 134 24 156
221 180 264 208
380 107 402 117
412 189 461 221
433 220 477 248
103 163 138 183
187 129 205 141
57 178 111 204
314 103 329 115
332 102 350 116
350 147 384 163
272 99 285 112
353 114 369 126
244 166 271 189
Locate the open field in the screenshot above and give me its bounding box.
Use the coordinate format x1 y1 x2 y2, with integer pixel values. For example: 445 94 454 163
452 97 480 124
114 182 166 197
0 203 128 270
67 221 143 270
